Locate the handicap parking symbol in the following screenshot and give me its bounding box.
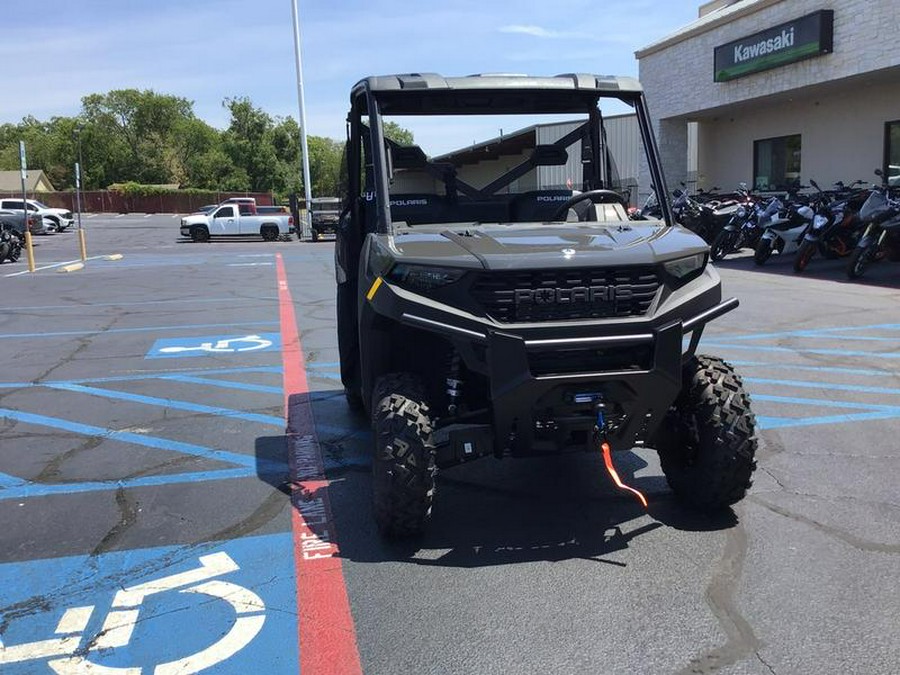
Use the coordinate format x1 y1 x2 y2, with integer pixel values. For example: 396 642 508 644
146 333 281 359
0 534 298 673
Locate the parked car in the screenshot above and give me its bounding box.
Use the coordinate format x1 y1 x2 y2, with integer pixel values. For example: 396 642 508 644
0 198 73 232
309 197 340 241
180 203 293 242
0 208 48 235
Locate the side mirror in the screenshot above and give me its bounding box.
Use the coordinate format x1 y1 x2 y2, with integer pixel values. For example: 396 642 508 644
810 179 819 190
875 168 884 177
672 189 684 198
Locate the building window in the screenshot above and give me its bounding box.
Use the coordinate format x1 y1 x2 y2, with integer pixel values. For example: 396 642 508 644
753 134 801 191
885 121 900 187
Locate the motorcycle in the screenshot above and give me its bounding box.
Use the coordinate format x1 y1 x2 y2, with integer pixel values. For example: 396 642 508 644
793 180 867 272
754 188 816 266
0 226 21 263
709 187 767 261
671 187 739 244
846 170 900 279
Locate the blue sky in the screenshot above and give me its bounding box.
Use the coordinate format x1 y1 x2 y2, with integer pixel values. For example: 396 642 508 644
5 0 699 152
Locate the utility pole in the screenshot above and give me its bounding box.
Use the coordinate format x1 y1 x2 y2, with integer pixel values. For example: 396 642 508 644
290 0 314 240
74 126 86 260
19 141 35 272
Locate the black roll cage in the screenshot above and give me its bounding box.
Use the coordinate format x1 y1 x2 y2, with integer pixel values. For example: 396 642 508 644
343 82 674 238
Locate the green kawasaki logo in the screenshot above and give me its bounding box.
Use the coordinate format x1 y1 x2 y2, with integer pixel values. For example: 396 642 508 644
714 10 833 83
733 28 794 63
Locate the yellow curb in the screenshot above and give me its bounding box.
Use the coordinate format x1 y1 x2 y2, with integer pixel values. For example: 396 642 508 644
58 263 84 273
104 254 124 261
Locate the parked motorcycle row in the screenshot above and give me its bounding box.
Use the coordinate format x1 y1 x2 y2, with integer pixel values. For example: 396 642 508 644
631 170 900 279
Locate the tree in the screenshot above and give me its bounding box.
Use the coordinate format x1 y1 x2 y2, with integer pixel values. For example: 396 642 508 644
383 121 414 146
0 89 414 196
80 89 197 186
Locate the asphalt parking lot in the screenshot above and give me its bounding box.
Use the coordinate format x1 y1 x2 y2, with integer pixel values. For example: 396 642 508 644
0 214 898 674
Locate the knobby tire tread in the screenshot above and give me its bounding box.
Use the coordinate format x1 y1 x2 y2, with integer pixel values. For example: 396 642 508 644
658 355 758 511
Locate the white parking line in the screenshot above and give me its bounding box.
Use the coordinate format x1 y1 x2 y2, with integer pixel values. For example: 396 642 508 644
4 255 121 278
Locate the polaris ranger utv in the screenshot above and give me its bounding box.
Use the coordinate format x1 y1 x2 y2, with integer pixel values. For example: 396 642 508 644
335 73 757 537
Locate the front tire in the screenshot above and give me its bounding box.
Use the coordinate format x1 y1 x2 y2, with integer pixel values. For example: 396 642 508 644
847 244 874 279
371 373 436 538
261 226 278 241
710 230 732 262
754 238 773 266
793 239 816 272
656 355 757 511
191 225 210 243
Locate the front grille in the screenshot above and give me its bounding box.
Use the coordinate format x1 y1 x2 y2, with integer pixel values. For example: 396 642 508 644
528 345 653 376
470 267 660 323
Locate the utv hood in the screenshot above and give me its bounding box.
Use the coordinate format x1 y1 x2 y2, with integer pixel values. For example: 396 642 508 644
384 223 707 270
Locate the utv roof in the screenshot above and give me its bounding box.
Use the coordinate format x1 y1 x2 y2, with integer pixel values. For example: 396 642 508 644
351 73 644 115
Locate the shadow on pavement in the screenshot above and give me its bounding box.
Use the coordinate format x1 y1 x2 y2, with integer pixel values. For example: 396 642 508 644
255 390 739 570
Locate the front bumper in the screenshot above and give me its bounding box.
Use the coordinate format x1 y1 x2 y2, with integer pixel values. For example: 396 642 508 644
364 271 738 455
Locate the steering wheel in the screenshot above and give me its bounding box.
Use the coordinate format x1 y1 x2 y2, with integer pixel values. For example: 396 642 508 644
550 189 629 221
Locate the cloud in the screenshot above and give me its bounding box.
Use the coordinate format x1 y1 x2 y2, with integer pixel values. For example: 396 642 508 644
499 24 591 40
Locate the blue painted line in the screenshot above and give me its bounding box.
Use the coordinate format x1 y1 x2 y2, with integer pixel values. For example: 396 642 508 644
1 296 278 312
69 366 283 385
711 322 900 342
160 374 282 394
306 362 340 369
0 367 283 390
0 467 260 501
43 383 285 427
0 471 28 489
729 361 897 377
0 408 257 468
745 377 900 396
703 343 900 359
752 394 900 413
758 410 900 430
0 321 279 340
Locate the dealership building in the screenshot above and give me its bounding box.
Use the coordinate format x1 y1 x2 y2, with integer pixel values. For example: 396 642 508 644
636 0 900 198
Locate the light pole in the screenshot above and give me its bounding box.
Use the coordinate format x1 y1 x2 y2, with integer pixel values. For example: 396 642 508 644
289 0 314 240
73 125 86 261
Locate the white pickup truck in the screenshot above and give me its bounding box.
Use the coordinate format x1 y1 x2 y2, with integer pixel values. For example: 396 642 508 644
180 204 293 242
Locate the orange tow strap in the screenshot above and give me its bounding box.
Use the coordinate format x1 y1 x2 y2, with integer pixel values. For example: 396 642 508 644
601 441 648 508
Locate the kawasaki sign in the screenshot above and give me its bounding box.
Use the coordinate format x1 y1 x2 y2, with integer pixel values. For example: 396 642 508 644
714 10 833 82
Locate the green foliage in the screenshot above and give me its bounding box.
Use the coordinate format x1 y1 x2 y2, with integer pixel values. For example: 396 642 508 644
0 89 414 198
383 121 415 146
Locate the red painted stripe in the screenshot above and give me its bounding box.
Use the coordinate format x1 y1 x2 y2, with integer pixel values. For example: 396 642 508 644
276 253 363 675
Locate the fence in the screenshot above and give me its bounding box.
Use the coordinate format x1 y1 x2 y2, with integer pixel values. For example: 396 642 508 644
0 191 276 214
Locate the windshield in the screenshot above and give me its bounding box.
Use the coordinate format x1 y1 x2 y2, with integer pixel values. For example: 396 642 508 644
381 108 640 226
31 200 49 209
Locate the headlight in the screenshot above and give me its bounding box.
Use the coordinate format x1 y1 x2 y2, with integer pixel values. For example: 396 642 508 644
813 214 829 230
736 206 746 218
663 253 707 281
386 264 465 292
